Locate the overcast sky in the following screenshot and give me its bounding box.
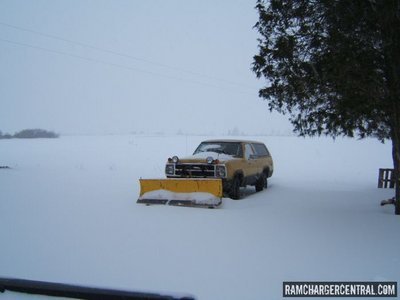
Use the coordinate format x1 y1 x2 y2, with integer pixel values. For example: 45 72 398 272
0 0 292 135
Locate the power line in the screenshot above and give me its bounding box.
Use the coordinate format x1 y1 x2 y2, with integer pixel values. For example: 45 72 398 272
0 37 254 95
0 21 257 91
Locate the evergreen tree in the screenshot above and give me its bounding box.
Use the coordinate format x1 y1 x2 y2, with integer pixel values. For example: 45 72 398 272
253 0 400 214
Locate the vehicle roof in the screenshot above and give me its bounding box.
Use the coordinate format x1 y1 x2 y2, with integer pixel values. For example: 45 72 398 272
201 139 265 144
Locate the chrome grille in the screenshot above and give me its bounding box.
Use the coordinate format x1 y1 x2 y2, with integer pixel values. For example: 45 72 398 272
174 164 215 177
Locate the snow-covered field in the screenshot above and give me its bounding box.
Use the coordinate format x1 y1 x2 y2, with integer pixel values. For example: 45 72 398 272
0 134 399 299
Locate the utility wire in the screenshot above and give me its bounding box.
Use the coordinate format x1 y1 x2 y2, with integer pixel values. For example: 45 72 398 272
0 37 254 95
0 21 257 91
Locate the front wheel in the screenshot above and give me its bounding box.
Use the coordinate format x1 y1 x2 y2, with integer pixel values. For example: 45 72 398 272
229 176 241 200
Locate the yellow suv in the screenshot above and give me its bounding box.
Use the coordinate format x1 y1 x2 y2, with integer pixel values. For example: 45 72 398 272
165 139 273 199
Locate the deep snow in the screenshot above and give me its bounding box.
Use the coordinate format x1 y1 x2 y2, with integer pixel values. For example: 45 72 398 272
0 134 399 299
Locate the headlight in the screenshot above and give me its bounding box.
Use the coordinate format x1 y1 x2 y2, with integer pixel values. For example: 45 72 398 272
206 156 214 164
216 165 226 178
165 164 175 175
172 156 179 163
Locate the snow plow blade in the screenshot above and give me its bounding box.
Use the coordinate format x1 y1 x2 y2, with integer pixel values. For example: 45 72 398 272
137 178 223 208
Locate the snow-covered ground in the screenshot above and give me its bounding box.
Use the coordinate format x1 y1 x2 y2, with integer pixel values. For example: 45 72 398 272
0 134 399 299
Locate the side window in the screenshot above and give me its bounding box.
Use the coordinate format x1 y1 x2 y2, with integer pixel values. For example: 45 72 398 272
225 143 243 158
244 144 255 160
252 143 270 157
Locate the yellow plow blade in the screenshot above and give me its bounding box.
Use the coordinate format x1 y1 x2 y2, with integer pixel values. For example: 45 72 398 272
137 178 223 208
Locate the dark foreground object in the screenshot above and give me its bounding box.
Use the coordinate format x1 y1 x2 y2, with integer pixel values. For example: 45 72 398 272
0 277 195 300
381 197 395 206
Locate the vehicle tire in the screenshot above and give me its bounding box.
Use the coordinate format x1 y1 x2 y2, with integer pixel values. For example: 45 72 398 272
255 173 266 192
264 169 269 188
229 176 241 200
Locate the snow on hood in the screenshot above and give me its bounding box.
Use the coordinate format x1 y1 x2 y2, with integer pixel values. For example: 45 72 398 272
182 151 235 161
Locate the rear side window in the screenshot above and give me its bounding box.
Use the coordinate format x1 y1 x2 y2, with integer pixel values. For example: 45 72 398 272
252 143 270 157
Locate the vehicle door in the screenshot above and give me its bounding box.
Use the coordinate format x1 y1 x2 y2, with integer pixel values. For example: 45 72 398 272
244 143 258 178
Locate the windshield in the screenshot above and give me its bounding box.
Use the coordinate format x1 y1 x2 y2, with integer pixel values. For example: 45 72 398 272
193 142 243 158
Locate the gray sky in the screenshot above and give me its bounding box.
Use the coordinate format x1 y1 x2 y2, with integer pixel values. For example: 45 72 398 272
0 0 292 135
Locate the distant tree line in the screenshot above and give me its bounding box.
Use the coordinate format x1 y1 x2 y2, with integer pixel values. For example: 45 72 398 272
0 129 59 139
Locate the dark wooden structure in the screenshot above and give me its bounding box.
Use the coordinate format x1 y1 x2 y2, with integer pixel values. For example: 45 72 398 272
378 168 395 188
